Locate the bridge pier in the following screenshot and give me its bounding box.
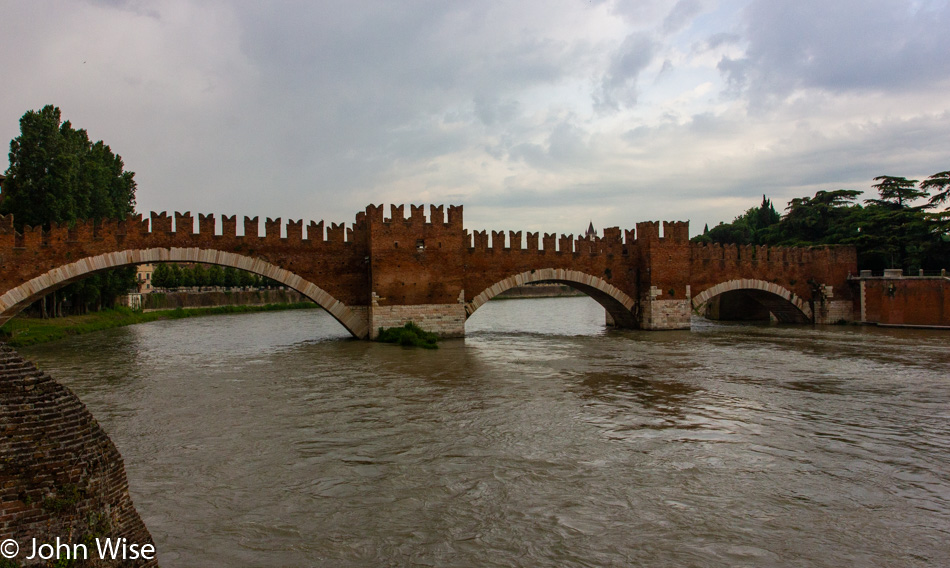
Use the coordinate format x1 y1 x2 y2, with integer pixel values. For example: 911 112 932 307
368 303 466 339
639 297 692 330
813 300 855 324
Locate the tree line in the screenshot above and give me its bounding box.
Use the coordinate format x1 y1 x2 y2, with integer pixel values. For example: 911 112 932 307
149 263 277 291
693 173 950 272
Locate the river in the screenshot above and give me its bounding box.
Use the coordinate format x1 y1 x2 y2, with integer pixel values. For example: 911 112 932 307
19 297 950 567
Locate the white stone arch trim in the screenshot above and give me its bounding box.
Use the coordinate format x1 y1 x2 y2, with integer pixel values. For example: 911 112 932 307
465 268 636 316
691 279 812 320
0 247 368 338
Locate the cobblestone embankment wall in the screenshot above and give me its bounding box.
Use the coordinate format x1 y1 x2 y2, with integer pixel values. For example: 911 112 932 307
0 345 156 567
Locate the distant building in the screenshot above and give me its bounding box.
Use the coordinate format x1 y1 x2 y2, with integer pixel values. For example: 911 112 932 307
136 263 155 293
584 221 596 240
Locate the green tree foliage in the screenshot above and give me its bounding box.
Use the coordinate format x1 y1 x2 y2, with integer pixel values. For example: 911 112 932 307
691 172 950 272
223 267 238 288
171 264 185 288
1 105 137 315
866 176 925 209
772 190 863 246
376 322 439 349
208 265 225 287
1 105 135 229
694 195 780 245
922 171 950 209
147 263 271 291
151 264 173 289
180 266 196 288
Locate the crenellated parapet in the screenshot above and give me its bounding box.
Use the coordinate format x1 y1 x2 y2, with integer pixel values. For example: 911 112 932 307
0 210 376 254
364 204 465 254
370 203 461 228
662 221 689 242
464 225 632 255
636 221 660 242
689 241 857 267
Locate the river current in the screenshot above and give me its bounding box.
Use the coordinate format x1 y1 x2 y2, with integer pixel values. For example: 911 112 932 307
20 297 950 567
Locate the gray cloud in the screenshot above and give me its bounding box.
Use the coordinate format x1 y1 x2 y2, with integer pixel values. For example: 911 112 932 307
474 96 521 126
662 0 703 34
720 0 950 103
705 32 740 50
594 32 657 111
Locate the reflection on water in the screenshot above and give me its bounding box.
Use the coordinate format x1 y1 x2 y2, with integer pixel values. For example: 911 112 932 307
20 297 950 567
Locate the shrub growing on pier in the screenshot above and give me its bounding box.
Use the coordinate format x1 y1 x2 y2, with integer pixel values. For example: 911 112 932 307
376 322 439 349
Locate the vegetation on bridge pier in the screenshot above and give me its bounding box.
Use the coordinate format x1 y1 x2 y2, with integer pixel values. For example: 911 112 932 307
376 322 439 349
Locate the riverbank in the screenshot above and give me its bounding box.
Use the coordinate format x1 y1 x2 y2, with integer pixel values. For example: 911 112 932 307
0 302 319 347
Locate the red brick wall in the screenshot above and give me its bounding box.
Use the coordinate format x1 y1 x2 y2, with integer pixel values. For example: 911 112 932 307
462 222 636 306
689 243 857 303
860 278 950 326
366 204 466 306
0 211 370 309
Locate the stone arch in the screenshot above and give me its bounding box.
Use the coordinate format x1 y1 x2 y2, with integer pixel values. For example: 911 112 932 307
466 268 639 328
0 247 368 338
691 279 812 323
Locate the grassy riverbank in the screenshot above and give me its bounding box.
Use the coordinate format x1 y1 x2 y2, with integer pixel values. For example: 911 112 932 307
0 302 320 347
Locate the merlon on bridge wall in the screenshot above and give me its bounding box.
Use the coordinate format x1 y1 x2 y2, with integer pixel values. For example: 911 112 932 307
0 205 858 337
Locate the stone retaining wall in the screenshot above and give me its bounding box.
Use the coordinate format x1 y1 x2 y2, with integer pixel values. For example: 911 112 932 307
136 288 306 311
495 284 585 299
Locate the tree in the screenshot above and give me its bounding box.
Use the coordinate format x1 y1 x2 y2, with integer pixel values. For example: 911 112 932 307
923 171 950 209
1 105 136 229
866 176 926 209
1 105 138 315
180 266 196 288
193 265 209 288
861 176 938 271
223 267 238 288
693 195 781 245
1 106 80 229
775 189 863 245
171 264 184 289
151 264 171 289
208 265 224 287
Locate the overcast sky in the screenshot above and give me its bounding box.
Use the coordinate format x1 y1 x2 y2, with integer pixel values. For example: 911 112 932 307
2 0 948 237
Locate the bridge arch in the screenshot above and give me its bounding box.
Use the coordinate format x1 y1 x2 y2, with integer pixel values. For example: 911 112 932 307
466 268 639 328
0 247 369 338
691 279 812 323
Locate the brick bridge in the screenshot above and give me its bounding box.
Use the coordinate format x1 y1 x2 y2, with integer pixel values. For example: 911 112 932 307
0 205 857 338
